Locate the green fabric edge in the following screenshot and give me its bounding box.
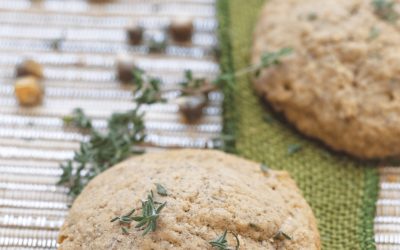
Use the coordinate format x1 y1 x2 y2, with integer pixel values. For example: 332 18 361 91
216 0 237 154
360 168 379 250
216 0 380 249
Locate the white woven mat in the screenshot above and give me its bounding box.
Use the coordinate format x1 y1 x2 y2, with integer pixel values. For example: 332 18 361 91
0 0 220 249
0 1 397 250
375 167 400 249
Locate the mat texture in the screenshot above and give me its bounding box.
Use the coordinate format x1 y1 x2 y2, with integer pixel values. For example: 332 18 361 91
0 1 221 249
217 0 379 249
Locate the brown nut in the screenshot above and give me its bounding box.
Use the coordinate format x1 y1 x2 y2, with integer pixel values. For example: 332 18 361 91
15 76 44 106
169 17 194 42
127 24 144 45
16 59 43 79
177 94 207 122
116 54 137 83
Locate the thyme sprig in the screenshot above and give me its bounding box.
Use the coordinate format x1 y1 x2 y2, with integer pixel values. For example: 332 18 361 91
209 230 240 250
372 0 399 22
58 69 159 196
180 69 205 91
273 230 292 241
132 68 165 104
63 108 93 131
132 191 167 235
111 190 167 236
110 208 136 234
213 47 293 87
110 208 136 223
58 48 293 196
180 70 217 95
179 47 293 94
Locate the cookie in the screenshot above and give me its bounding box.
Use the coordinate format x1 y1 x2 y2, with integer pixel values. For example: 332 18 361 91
252 0 400 159
58 149 320 250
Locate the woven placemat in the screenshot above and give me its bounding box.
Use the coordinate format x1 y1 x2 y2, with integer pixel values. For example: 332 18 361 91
217 0 380 249
0 0 221 248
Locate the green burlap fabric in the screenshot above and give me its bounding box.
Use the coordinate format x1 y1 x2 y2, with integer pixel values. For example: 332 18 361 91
217 1 379 249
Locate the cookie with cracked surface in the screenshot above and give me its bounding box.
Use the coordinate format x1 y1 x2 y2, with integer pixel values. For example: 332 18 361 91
58 149 320 250
252 0 400 159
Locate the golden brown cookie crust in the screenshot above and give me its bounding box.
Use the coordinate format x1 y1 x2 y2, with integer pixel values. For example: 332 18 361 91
252 0 400 159
58 149 320 250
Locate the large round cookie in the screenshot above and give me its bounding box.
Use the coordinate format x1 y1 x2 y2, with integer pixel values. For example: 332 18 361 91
252 0 400 159
58 149 320 249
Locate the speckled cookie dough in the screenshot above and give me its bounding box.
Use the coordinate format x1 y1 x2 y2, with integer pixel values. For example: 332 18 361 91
58 149 320 250
252 0 400 159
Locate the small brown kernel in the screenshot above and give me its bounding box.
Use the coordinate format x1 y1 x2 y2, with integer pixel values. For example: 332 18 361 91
15 76 44 106
16 59 43 79
57 235 68 244
116 55 137 83
169 17 194 42
126 24 143 45
176 94 207 122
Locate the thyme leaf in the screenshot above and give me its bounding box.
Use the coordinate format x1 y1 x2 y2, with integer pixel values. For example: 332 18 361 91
156 183 168 196
121 227 130 235
148 35 167 53
209 230 240 250
111 188 167 236
180 69 214 95
369 26 381 41
210 134 236 152
287 144 302 155
62 108 93 130
273 230 292 241
260 48 293 69
260 163 270 174
110 208 136 223
263 114 275 124
132 191 167 236
372 0 399 22
132 68 165 104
